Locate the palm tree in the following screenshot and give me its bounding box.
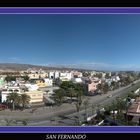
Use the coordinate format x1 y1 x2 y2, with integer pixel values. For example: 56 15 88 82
105 73 110 79
16 95 22 108
66 88 75 102
102 83 109 94
83 98 89 121
124 96 131 124
97 83 103 94
6 92 19 110
91 104 95 115
20 94 31 109
74 90 84 126
55 88 65 105
112 101 116 123
116 97 125 114
111 81 117 90
75 101 81 125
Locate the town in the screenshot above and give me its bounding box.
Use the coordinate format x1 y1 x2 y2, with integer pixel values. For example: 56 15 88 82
0 66 140 126
1 14 140 127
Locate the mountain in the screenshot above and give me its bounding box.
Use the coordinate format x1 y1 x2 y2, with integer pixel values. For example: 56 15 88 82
0 63 91 71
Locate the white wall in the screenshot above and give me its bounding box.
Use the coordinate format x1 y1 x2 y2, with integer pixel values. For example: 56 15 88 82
49 72 54 79
54 72 60 79
44 78 53 86
1 94 7 102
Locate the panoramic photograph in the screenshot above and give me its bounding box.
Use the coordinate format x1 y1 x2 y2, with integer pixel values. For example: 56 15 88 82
0 14 140 126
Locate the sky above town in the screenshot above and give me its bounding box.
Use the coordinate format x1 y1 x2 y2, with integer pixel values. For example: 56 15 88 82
0 14 140 71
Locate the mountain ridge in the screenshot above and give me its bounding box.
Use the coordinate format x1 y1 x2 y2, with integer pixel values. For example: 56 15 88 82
0 63 92 71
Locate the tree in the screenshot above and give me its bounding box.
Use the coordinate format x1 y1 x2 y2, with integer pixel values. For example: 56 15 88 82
97 83 103 94
105 73 110 79
124 76 132 86
6 92 19 110
115 97 126 115
102 83 109 94
20 94 31 109
111 101 117 123
21 75 30 82
124 96 132 124
95 73 102 79
75 83 85 97
55 88 65 105
75 98 82 125
74 88 85 125
127 92 136 99
82 72 91 77
83 98 89 121
66 88 76 102
111 81 119 90
5 75 16 82
91 104 95 115
60 81 75 91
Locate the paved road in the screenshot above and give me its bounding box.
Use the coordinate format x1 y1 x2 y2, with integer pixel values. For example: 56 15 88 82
28 79 140 125
29 79 140 126
1 79 140 126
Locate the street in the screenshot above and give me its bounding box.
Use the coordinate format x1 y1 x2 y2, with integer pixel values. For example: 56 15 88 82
0 79 140 126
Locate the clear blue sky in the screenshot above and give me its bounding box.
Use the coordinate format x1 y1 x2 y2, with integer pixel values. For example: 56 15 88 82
0 14 140 71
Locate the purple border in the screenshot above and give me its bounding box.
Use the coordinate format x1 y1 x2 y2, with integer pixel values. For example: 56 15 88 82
0 7 140 132
0 7 140 13
0 126 140 132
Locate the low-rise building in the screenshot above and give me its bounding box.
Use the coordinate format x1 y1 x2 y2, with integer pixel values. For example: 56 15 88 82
49 71 55 79
111 76 120 82
24 90 44 104
72 71 83 78
71 78 83 83
59 72 72 81
44 78 53 86
1 86 22 103
87 80 101 94
29 78 53 87
28 73 48 79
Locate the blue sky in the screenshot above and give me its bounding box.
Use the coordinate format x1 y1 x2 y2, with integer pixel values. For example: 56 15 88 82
0 14 140 71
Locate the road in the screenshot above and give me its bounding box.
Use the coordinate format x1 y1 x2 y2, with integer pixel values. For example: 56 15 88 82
1 79 140 126
28 79 140 126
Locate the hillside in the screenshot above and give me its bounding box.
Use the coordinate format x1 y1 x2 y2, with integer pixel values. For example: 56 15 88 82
0 63 90 71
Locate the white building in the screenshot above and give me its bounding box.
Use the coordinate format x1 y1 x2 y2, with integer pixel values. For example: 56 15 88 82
71 78 83 83
44 78 53 86
60 72 72 81
54 71 60 79
111 76 120 82
49 71 55 79
25 84 39 91
1 86 22 103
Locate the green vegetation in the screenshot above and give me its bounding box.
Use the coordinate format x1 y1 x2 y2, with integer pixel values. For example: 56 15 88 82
55 81 85 103
54 88 65 105
5 75 29 82
5 76 16 82
97 82 110 94
21 75 30 82
6 92 30 110
82 72 91 77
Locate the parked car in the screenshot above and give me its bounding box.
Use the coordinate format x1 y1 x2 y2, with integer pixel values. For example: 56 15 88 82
0 104 8 110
